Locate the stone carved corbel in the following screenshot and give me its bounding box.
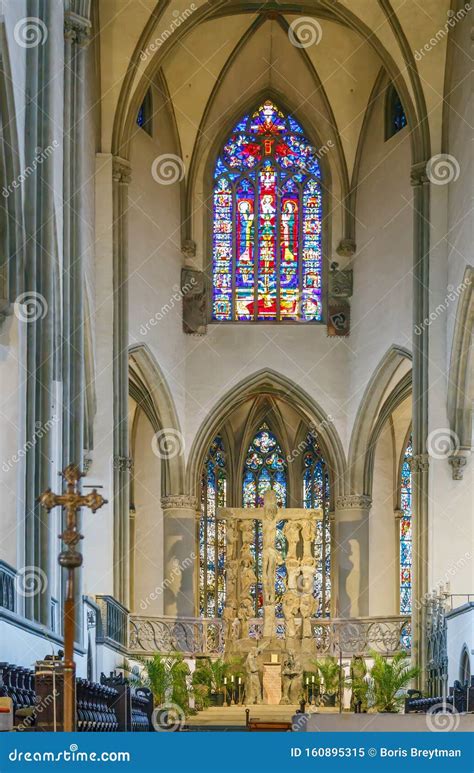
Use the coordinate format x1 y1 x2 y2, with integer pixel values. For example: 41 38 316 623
448 452 469 480
182 267 207 336
327 262 353 337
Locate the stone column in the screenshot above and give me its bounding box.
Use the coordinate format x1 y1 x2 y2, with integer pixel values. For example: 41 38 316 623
23 0 60 624
410 162 431 686
334 495 372 617
63 2 92 643
161 496 198 617
112 157 132 609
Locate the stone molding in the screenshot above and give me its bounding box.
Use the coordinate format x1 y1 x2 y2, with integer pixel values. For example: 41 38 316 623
112 156 132 185
410 162 429 187
335 494 372 510
64 11 92 45
161 495 198 512
336 238 356 257
410 453 430 472
448 453 469 480
113 456 133 472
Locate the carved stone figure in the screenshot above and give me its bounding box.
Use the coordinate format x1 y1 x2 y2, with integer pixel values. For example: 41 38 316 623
231 616 241 641
299 593 316 639
245 649 262 704
226 520 237 561
181 267 207 335
286 558 301 591
262 494 280 604
223 604 236 641
240 564 257 598
284 520 301 561
301 519 315 559
280 652 303 704
282 590 300 639
299 556 316 594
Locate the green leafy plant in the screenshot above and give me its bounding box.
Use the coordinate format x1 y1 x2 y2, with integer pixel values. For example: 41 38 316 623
313 657 343 697
125 652 190 716
192 657 229 694
368 651 420 713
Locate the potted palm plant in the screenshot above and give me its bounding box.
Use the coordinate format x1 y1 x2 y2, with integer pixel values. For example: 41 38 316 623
313 657 343 707
192 657 229 707
132 652 190 728
368 651 420 713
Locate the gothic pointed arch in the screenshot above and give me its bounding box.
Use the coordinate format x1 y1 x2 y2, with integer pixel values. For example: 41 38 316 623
187 368 346 499
447 267 474 451
128 343 185 495
348 345 412 494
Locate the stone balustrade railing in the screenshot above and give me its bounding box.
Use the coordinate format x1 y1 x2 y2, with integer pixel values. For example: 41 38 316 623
129 614 410 657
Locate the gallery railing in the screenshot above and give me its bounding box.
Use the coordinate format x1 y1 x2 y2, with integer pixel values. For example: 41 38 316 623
129 614 410 657
129 615 225 656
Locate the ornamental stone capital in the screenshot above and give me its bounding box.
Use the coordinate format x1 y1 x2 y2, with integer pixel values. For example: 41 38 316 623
336 238 356 258
161 495 198 513
335 494 372 510
64 11 92 45
113 456 133 472
410 162 429 187
448 453 468 480
112 157 132 185
410 453 430 472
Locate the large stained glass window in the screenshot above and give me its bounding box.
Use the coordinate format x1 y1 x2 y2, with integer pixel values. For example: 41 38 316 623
303 432 331 617
242 424 287 615
399 436 412 615
199 436 227 617
212 99 323 322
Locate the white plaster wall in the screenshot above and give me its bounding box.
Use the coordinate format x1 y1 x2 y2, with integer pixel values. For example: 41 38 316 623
445 8 473 360
128 82 186 435
369 421 397 616
133 410 164 616
348 89 413 440
0 315 25 568
427 7 473 597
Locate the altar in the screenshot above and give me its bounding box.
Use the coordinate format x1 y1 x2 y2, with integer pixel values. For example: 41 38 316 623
218 489 323 704
263 661 281 705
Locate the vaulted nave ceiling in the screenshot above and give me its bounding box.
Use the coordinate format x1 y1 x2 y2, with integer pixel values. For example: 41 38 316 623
101 0 452 168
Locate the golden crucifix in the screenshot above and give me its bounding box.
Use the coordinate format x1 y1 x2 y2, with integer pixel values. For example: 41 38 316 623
39 464 107 732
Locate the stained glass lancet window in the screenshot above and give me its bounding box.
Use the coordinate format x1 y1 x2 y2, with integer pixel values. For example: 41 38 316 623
399 436 412 614
199 436 227 617
242 424 287 616
385 85 407 140
212 99 323 322
303 432 331 617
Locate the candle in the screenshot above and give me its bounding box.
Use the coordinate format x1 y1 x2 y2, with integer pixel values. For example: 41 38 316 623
224 677 227 685
306 676 309 685
231 675 234 683
312 675 315 684
238 677 242 685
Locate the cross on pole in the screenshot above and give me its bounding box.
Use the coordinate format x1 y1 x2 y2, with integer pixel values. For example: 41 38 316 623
39 464 107 732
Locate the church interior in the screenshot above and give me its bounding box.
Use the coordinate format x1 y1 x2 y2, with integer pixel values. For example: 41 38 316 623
0 0 472 733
